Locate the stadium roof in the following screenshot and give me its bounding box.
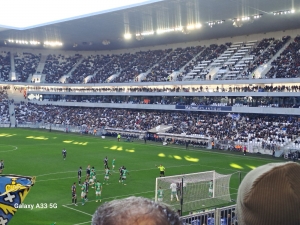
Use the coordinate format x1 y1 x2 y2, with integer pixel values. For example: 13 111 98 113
0 0 299 50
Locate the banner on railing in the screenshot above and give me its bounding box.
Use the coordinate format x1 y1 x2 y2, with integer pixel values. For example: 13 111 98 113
175 105 232 111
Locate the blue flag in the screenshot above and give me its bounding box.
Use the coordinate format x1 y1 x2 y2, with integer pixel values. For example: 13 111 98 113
0 175 35 224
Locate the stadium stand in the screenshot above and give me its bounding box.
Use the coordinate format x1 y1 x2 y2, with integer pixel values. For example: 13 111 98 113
14 52 41 82
182 44 229 81
68 54 114 83
265 35 300 78
246 36 291 75
114 49 171 83
14 105 299 146
0 52 11 82
0 88 10 124
43 54 82 83
144 46 203 82
89 53 133 83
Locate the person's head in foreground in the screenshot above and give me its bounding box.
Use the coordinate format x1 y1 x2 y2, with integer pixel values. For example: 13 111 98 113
237 162 300 225
91 196 181 225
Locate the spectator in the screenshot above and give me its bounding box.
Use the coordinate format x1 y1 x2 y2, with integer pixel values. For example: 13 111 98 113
236 162 300 225
91 196 181 225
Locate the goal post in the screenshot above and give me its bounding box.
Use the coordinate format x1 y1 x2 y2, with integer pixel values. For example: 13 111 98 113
155 170 233 213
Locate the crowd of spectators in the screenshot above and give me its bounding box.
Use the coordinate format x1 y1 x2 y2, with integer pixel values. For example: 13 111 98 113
14 104 300 146
14 52 41 82
115 49 170 83
0 88 10 123
26 84 300 93
182 44 229 80
144 47 203 82
68 55 114 83
43 54 82 83
265 36 300 78
0 36 297 84
0 52 11 82
247 36 290 74
89 53 134 83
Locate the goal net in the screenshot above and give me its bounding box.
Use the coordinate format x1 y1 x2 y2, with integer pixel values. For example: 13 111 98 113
155 171 233 213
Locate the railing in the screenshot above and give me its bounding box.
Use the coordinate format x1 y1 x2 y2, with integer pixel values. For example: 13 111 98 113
15 123 145 138
0 123 10 128
180 204 237 225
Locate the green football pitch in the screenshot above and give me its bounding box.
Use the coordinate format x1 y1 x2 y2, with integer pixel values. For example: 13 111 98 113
0 128 286 225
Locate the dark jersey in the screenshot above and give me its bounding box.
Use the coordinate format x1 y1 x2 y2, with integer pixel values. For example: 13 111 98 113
119 167 124 176
86 167 90 175
78 169 82 177
84 181 89 192
104 158 108 165
72 185 76 194
177 183 182 191
62 150 67 156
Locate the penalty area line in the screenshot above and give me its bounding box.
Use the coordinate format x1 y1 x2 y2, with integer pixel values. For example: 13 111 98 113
62 205 93 217
73 221 92 225
64 190 155 206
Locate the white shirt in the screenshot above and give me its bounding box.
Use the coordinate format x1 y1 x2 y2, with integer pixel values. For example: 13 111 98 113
170 183 177 192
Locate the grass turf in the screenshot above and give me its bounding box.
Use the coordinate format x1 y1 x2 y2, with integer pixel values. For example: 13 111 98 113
0 128 287 225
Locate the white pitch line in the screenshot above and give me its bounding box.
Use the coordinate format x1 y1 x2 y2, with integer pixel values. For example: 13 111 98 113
0 145 18 152
36 162 248 183
37 176 77 182
73 221 92 225
61 132 270 162
34 164 205 182
62 205 93 216
35 163 196 178
37 171 77 177
11 128 282 164
65 190 155 206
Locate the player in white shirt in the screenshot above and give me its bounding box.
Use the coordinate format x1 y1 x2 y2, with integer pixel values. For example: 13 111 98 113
170 182 179 201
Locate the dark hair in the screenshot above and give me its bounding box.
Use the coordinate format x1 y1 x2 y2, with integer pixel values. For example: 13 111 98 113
92 196 180 225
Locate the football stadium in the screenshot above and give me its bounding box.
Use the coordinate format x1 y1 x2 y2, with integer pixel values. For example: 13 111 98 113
0 0 300 224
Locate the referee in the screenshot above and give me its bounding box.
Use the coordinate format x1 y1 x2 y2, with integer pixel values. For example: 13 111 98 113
156 164 165 177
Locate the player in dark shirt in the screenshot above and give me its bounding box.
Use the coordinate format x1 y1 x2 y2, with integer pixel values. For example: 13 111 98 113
71 182 77 206
83 178 89 201
62 149 67 160
104 156 108 169
0 160 4 174
86 165 91 179
78 167 82 184
176 182 182 198
119 166 125 183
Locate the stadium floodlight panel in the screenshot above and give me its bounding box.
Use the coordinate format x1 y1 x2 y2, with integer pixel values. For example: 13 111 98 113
157 28 175 34
0 0 162 30
141 31 154 36
124 33 132 39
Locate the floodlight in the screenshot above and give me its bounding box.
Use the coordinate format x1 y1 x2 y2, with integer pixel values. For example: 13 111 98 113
187 25 195 30
156 28 174 34
124 33 132 39
141 31 154 36
44 41 63 47
174 26 183 31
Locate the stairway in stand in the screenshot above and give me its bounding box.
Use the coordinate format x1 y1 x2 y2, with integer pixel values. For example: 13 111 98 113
8 103 16 127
